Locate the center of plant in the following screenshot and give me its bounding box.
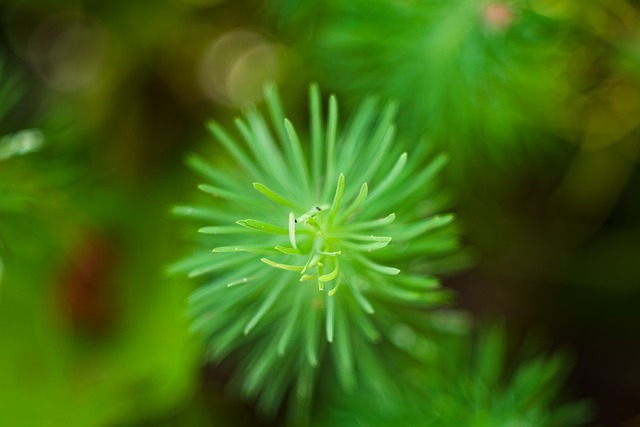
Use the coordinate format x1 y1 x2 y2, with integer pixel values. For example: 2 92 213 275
253 173 395 294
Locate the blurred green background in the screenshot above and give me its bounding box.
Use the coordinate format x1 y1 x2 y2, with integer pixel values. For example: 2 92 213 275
1 0 640 426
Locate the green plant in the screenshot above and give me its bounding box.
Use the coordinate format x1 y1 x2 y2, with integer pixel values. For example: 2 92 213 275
0 58 43 285
172 83 463 419
309 0 572 168
314 325 592 427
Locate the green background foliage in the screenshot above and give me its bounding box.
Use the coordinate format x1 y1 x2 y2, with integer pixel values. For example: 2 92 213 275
1 0 640 425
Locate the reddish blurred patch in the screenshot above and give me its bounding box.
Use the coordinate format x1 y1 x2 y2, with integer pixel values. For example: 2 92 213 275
483 3 515 32
58 232 118 335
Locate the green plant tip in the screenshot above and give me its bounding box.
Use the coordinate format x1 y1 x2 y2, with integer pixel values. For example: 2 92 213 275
174 83 463 417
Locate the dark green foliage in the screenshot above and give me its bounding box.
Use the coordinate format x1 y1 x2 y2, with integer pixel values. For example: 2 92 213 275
309 0 574 170
314 324 592 427
0 59 42 284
